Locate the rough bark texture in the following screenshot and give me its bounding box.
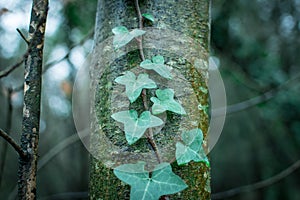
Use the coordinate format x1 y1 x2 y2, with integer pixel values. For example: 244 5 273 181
18 0 48 199
90 0 210 199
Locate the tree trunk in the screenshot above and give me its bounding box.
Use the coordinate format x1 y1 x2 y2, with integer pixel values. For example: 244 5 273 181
90 0 210 199
18 0 48 199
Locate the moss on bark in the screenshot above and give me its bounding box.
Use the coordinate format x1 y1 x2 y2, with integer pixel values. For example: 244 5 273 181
90 0 210 199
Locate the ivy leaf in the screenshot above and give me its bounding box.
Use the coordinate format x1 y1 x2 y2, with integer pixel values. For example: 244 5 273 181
140 55 172 79
150 89 186 115
112 26 146 49
176 128 209 166
142 13 155 22
112 26 130 35
115 71 157 103
114 162 188 200
111 110 163 145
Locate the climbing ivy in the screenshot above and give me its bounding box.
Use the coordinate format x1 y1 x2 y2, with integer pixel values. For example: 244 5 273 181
108 1 209 199
111 110 163 145
114 162 187 200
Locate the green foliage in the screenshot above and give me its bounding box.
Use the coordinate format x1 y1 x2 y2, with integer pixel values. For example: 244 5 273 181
150 89 186 115
113 162 188 200
140 56 172 79
112 26 146 49
115 71 157 103
111 110 163 145
142 13 155 22
176 129 209 166
199 86 208 94
198 103 209 115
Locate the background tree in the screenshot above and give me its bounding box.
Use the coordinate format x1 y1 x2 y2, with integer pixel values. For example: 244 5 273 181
0 0 48 199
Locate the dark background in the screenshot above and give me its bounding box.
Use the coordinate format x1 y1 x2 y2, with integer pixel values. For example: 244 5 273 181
0 0 299 199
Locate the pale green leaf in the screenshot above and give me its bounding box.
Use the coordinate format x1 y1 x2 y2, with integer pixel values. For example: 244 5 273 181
112 26 146 49
142 13 155 22
114 162 187 200
112 26 129 35
140 55 172 79
111 110 163 145
175 128 209 166
115 71 157 103
150 89 186 115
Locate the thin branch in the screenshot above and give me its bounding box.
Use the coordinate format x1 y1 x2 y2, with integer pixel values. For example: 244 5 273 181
0 128 27 158
212 160 300 199
0 87 13 187
146 129 162 163
16 28 29 45
134 0 143 29
0 51 28 79
10 28 94 93
8 130 89 200
38 130 88 171
134 0 145 60
43 28 94 74
213 72 300 117
213 45 263 92
226 89 274 114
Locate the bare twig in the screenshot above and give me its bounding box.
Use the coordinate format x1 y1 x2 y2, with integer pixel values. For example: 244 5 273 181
8 130 89 200
0 52 28 79
213 72 300 117
38 130 88 171
43 28 94 74
212 160 300 199
0 87 13 187
0 128 27 158
9 28 93 93
16 28 29 45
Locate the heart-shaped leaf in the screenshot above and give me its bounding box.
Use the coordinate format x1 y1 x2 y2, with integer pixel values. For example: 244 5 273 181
115 71 157 103
150 88 186 115
140 55 172 79
112 26 146 49
111 110 163 145
142 13 155 22
114 162 188 200
176 128 209 166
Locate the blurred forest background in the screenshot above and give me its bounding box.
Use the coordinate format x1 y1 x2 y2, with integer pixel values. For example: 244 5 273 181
0 0 300 199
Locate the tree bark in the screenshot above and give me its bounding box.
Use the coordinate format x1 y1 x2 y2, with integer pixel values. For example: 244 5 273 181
18 0 48 199
90 0 210 199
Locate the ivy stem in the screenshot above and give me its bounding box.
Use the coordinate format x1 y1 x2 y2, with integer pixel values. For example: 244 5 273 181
134 0 162 164
134 0 145 61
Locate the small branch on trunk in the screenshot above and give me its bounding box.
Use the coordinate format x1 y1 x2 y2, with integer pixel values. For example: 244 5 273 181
0 87 13 187
0 51 28 79
0 128 27 158
16 28 29 45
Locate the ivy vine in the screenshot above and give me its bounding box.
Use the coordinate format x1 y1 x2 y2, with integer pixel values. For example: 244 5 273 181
109 0 209 199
